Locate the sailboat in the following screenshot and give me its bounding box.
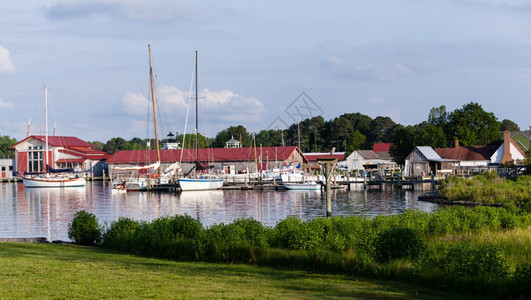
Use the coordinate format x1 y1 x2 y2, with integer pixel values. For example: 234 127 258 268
22 86 86 188
111 45 178 192
178 51 223 191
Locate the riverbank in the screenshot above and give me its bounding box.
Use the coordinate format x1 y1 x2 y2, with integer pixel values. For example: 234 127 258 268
0 242 465 299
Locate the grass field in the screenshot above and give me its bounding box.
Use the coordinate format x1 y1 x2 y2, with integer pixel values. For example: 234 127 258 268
0 242 470 299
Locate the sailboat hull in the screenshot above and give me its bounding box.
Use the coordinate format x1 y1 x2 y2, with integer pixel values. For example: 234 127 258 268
179 178 223 191
23 177 86 188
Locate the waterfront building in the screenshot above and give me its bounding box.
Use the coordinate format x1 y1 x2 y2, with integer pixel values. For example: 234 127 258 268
11 135 109 177
106 146 307 177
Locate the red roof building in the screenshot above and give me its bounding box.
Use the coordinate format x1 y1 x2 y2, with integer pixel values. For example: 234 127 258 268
107 146 307 176
11 135 109 177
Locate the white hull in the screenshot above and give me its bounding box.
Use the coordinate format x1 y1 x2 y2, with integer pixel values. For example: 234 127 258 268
179 178 224 191
283 181 321 190
23 176 86 188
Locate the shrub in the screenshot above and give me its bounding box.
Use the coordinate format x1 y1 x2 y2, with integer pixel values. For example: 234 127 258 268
374 227 426 262
68 210 102 246
102 217 141 251
200 219 269 263
442 244 510 283
513 263 531 294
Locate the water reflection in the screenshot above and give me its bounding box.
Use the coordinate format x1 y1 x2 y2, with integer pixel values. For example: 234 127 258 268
0 182 439 241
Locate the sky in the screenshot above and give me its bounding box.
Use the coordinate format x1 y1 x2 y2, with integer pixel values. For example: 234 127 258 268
1 0 531 143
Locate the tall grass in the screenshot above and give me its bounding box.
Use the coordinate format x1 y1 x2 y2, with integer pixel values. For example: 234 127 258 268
439 172 531 205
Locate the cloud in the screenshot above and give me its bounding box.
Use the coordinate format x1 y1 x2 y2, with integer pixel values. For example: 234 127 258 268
41 0 201 22
0 46 15 73
120 91 149 115
0 98 15 108
323 56 411 81
120 86 265 124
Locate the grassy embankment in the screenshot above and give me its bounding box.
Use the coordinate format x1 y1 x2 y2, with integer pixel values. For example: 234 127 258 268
439 172 531 206
0 242 462 299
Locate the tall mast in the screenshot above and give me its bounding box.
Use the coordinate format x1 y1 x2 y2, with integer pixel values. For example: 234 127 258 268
195 51 199 162
148 44 161 175
44 85 48 173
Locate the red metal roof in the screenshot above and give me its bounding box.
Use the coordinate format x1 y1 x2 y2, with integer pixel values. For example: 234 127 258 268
11 135 94 148
107 146 305 164
372 143 391 152
57 158 86 164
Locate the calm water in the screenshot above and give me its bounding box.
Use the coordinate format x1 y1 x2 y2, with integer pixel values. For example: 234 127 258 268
0 182 440 241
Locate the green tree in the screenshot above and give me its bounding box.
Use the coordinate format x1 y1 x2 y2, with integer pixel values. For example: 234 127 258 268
499 119 520 132
212 125 251 148
345 129 367 156
367 116 398 146
256 129 284 147
103 137 128 154
427 105 448 127
90 141 105 151
421 123 448 148
390 125 422 165
0 135 17 157
447 102 501 146
179 133 209 149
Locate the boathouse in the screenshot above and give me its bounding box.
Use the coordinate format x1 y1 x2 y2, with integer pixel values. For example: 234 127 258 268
404 146 456 177
106 146 307 177
11 135 110 177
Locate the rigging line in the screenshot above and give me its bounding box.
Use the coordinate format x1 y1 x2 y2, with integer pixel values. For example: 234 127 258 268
180 54 196 165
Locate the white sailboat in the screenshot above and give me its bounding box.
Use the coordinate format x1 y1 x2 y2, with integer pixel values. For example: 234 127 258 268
22 86 86 188
179 51 223 191
111 45 178 192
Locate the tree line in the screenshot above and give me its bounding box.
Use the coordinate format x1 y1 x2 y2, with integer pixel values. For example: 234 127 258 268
1 102 523 165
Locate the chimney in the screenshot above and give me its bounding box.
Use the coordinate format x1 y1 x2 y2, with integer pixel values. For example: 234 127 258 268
501 130 512 164
454 139 459 148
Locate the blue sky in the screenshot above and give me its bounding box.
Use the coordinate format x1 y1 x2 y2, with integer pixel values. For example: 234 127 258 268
1 0 531 142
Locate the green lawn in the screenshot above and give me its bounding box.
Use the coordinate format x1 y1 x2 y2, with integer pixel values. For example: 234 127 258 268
0 242 467 299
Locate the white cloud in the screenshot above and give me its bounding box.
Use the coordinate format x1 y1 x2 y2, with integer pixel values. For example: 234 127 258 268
41 0 201 22
120 91 149 115
120 86 265 124
0 46 15 73
0 98 15 108
323 56 411 81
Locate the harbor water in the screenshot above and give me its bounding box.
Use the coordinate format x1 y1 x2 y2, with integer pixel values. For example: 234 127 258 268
0 181 440 241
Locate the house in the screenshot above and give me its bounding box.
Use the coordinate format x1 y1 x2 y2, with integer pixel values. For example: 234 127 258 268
11 135 110 177
435 131 526 167
344 150 395 172
0 158 14 179
404 146 456 177
106 146 307 177
372 143 393 161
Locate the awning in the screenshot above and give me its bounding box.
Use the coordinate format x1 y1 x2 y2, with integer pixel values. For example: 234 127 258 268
56 158 86 164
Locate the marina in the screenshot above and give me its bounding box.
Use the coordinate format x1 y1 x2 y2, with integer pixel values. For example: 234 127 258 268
0 181 439 242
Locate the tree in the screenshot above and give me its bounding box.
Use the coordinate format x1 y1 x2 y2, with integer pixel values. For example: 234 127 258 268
256 129 284 147
367 116 398 146
421 123 449 148
90 141 105 151
499 119 520 132
390 125 422 165
345 129 367 156
212 125 251 148
103 137 128 154
427 105 448 127
0 135 17 157
447 102 501 146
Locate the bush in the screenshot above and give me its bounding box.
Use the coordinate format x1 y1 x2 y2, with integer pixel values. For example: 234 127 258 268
374 227 426 262
442 244 510 283
200 218 270 263
102 217 141 251
514 263 531 294
68 210 102 246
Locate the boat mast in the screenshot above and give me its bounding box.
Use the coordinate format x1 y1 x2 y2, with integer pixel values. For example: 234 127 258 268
44 85 48 173
148 44 161 175
195 51 199 165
